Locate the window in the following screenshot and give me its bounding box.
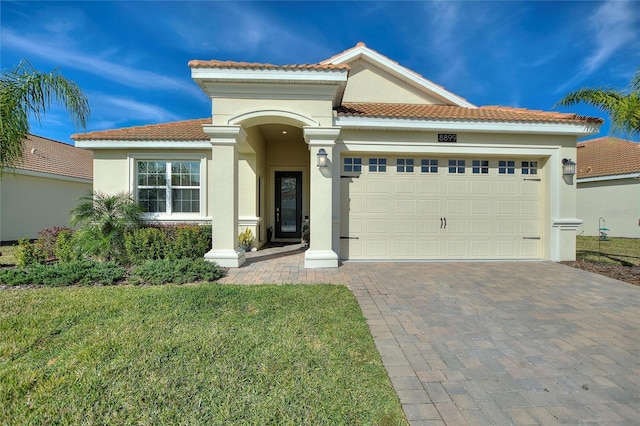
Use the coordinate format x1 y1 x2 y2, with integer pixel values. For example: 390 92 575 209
498 160 515 174
472 160 489 174
421 159 438 173
522 161 538 175
343 157 362 173
137 160 200 214
397 158 414 173
369 158 387 172
448 159 465 174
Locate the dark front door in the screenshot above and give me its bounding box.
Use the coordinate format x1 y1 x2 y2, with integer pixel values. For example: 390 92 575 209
275 171 302 239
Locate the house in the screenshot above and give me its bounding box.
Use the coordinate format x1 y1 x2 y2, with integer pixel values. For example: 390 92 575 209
73 43 602 268
0 134 93 242
576 137 640 238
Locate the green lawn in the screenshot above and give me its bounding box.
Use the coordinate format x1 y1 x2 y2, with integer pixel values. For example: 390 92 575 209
0 284 407 425
576 236 640 266
0 245 16 266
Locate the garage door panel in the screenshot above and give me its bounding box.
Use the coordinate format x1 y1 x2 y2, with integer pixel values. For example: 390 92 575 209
446 181 467 195
395 180 416 194
366 240 388 257
366 219 387 233
419 180 440 194
366 199 388 213
340 156 543 260
395 199 416 214
419 200 440 215
470 240 491 257
395 219 417 233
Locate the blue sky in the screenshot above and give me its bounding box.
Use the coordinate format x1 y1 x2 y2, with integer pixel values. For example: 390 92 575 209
2 1 639 144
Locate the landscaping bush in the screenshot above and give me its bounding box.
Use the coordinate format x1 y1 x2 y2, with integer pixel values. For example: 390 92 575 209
0 260 126 286
124 227 168 264
54 230 81 263
165 225 211 260
131 258 224 285
14 238 46 267
37 227 72 260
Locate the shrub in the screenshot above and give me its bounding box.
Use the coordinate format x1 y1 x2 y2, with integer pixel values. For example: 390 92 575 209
0 260 127 286
70 191 143 264
54 230 81 263
15 238 46 267
37 227 72 260
124 227 168 264
166 225 211 260
131 258 224 285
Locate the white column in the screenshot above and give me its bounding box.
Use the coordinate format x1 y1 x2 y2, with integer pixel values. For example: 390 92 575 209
202 125 247 267
303 127 341 268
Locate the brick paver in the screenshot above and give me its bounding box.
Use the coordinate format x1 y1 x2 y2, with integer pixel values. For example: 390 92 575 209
218 244 640 424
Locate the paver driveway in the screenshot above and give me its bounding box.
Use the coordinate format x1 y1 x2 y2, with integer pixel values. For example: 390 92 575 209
220 245 640 425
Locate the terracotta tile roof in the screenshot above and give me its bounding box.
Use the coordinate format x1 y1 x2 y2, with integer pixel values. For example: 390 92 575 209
577 137 640 179
188 59 350 71
72 118 211 141
12 134 93 181
336 102 603 124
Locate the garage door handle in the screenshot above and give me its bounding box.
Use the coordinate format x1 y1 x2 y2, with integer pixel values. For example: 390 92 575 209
522 237 540 240
440 217 443 229
340 236 359 239
444 218 447 229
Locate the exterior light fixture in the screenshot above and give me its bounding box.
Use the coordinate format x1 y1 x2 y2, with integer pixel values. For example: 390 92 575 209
562 158 576 176
317 148 328 167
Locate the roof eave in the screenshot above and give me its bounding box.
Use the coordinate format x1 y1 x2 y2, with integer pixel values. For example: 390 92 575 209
334 116 602 136
74 140 211 149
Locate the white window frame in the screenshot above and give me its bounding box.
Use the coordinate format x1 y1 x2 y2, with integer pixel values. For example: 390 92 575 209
472 159 489 174
343 157 362 173
448 159 465 174
521 160 538 175
421 158 438 173
369 157 387 172
396 158 414 173
129 153 208 221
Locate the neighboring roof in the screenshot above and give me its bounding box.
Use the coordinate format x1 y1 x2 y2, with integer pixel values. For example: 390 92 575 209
577 137 640 179
188 60 350 71
73 118 211 141
337 103 603 125
11 134 93 181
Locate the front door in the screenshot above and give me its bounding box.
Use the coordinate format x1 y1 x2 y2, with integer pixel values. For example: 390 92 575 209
275 171 302 239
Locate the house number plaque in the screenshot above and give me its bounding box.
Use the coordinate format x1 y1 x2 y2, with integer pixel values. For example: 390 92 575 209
438 133 457 142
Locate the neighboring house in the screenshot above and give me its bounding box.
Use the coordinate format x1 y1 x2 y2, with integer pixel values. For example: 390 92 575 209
73 43 602 268
576 137 640 238
0 134 93 242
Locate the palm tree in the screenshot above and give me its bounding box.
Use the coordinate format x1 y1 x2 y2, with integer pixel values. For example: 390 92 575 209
557 67 640 137
70 192 143 263
0 60 90 172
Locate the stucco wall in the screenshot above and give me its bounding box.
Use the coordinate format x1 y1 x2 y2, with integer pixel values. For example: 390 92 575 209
342 58 442 104
0 173 91 241
92 148 212 221
577 179 640 238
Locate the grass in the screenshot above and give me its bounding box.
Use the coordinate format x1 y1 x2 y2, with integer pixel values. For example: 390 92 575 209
0 245 16 266
576 236 640 266
0 284 407 425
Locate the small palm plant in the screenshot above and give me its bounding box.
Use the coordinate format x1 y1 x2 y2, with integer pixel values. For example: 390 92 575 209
70 191 143 263
238 228 254 251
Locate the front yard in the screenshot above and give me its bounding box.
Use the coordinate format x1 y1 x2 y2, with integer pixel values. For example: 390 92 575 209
0 284 407 425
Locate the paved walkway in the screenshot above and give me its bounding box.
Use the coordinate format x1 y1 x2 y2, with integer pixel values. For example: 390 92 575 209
219 245 640 425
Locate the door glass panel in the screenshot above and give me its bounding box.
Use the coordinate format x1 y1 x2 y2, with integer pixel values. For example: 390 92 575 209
280 177 297 233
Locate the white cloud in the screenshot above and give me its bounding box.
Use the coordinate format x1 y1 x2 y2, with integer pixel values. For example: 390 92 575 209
88 94 182 126
584 1 638 75
2 28 202 98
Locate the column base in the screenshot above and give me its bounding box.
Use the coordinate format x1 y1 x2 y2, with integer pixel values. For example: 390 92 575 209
304 249 338 268
204 249 246 268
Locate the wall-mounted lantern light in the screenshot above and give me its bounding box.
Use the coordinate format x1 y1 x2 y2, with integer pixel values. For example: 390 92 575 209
562 158 576 176
317 148 328 167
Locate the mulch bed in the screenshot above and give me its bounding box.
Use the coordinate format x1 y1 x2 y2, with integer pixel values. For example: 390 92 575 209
561 260 640 286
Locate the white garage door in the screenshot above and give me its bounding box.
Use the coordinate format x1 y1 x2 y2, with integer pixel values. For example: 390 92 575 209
340 156 543 260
